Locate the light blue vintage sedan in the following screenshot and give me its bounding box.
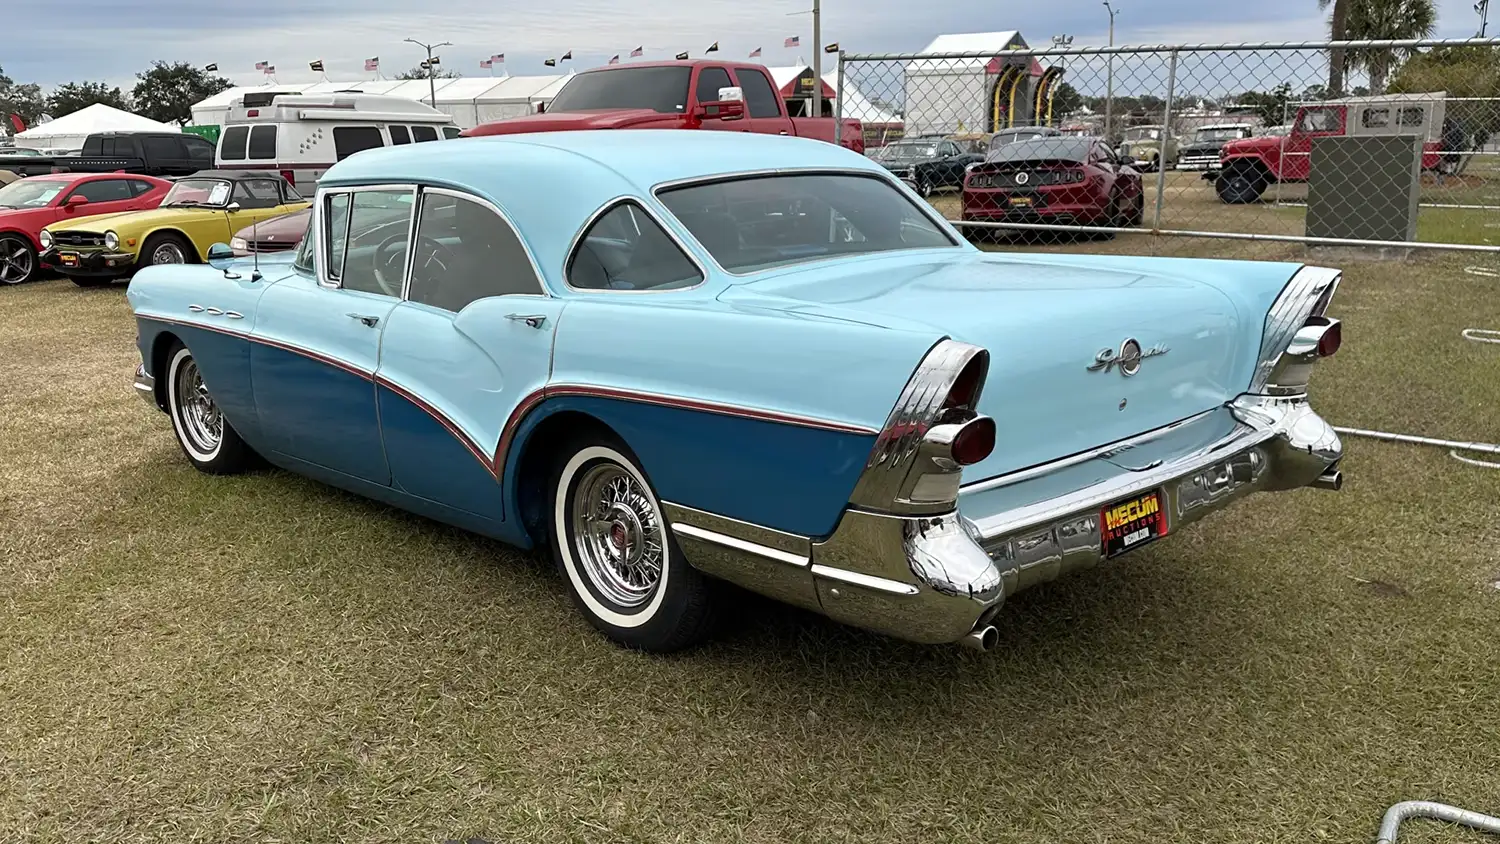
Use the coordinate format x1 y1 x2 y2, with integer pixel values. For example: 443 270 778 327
127 131 1345 653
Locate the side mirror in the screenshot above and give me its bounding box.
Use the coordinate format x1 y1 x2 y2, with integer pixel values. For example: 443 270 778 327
225 202 241 213
207 242 235 271
699 87 745 122
535 102 546 114
64 195 89 211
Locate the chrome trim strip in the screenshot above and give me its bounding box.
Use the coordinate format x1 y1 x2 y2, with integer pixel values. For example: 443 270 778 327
662 502 810 561
808 564 921 596
561 196 710 294
672 524 809 568
961 408 1218 495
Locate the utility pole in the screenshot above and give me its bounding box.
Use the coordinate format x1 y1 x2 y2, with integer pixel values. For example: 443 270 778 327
1103 1 1118 143
404 37 452 107
811 0 823 120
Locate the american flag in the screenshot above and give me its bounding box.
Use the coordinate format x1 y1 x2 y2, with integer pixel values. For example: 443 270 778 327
492 53 505 64
255 61 268 70
630 46 643 57
263 65 275 74
608 55 620 64
480 59 493 68
784 36 799 48
749 47 762 58
364 57 379 71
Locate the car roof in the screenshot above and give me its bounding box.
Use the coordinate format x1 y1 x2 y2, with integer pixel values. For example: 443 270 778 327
319 131 887 276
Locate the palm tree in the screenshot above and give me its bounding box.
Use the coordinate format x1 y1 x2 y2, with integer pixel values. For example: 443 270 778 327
1319 0 1439 94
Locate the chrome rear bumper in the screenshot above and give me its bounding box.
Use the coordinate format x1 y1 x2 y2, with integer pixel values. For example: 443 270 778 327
669 395 1341 647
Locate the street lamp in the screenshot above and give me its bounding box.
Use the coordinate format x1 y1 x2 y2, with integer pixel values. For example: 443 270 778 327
1103 1 1118 142
404 37 452 107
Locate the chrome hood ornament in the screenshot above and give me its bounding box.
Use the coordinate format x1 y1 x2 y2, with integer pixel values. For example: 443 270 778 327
1087 338 1168 377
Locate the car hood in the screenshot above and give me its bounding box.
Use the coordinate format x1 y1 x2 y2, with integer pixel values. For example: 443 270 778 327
465 109 682 135
46 207 211 234
718 250 1301 481
234 208 309 241
1223 137 1275 155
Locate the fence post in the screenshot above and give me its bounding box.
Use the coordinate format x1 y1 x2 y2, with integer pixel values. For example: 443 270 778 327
1152 48 1180 235
835 52 845 148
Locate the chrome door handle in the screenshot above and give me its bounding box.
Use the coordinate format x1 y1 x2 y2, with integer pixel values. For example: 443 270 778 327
506 313 547 329
347 313 380 328
778 130 789 135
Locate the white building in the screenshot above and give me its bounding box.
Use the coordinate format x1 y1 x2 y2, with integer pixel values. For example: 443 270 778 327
904 31 1040 136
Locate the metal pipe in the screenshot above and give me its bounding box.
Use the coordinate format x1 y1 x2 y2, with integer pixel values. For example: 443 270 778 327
960 625 999 651
1311 469 1343 491
1152 49 1178 232
834 51 844 148
1333 427 1500 455
1376 800 1500 844
811 0 822 122
845 37 1500 62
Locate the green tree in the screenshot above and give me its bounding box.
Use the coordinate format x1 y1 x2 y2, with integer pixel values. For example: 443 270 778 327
1051 82 1083 118
395 65 459 81
1235 83 1296 124
1389 45 1500 137
1324 0 1439 93
47 81 132 117
1319 0 1351 96
130 61 233 126
0 65 46 127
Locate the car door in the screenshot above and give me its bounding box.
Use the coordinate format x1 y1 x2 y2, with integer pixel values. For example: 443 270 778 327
934 141 969 187
1286 106 1345 181
249 186 413 484
694 66 742 133
60 178 142 219
373 187 564 522
733 67 795 136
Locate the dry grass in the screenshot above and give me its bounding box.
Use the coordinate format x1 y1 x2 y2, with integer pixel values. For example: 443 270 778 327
2 239 1500 842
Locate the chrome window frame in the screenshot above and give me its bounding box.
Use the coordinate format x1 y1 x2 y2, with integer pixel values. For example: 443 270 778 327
651 167 964 278
313 183 419 293
403 185 550 304
562 195 709 295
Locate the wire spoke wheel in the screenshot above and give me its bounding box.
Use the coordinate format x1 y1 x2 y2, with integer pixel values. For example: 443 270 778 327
152 242 187 264
173 357 223 455
571 463 665 609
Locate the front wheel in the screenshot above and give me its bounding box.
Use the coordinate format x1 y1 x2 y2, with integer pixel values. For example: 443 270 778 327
916 174 934 198
549 437 718 652
142 232 195 266
165 344 258 474
1216 165 1269 204
0 234 38 285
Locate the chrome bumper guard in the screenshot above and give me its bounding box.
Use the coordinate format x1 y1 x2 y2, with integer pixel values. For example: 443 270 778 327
668 395 1341 647
133 363 159 409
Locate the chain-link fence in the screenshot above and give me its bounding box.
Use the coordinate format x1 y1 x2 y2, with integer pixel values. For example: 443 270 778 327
838 38 1500 260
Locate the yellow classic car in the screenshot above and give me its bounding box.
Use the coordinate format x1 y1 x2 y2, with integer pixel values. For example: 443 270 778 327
41 171 309 286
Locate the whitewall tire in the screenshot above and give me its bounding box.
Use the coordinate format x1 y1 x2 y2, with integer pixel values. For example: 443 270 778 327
549 437 717 652
164 344 257 475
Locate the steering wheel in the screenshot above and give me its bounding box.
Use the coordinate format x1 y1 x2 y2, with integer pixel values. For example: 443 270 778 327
371 234 455 296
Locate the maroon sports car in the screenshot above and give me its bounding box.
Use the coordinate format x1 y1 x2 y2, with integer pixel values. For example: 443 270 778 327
961 136 1144 236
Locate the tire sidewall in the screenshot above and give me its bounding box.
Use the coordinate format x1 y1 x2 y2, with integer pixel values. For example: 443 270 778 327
0 234 36 285
166 345 224 465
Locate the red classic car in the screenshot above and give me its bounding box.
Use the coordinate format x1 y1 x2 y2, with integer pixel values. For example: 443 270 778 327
0 173 171 285
961 136 1143 237
230 207 310 256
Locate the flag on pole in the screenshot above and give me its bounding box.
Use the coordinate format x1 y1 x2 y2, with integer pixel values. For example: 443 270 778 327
544 58 557 67
429 55 441 65
608 55 620 64
561 50 573 61
630 46 643 57
263 65 276 74
365 57 380 71
823 43 839 53
749 47 761 58
204 63 219 72
706 42 719 53
480 59 493 68
492 54 505 64
255 61 269 70
784 36 800 47
309 59 325 72
675 51 690 60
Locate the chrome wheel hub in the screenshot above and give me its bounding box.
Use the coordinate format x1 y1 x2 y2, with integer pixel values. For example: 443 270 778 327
152 243 186 264
572 464 664 608
0 242 31 284
175 358 223 454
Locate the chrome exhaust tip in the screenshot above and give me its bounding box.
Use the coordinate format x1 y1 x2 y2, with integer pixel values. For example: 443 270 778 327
1311 469 1343 491
960 625 999 652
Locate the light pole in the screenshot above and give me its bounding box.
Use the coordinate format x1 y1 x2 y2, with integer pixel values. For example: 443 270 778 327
811 0 823 120
1479 0 1491 37
1103 1 1118 142
404 37 452 106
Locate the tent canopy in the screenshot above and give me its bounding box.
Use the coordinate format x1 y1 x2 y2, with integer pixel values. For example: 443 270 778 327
907 31 1028 73
17 103 177 149
821 70 901 125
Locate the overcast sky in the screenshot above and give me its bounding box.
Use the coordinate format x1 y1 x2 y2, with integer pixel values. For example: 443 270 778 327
3 0 1490 89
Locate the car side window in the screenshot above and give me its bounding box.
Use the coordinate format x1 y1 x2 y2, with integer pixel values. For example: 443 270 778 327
328 189 413 297
333 126 386 160
407 192 542 311
68 179 133 203
568 200 703 292
736 69 782 119
294 213 315 273
220 125 249 160
144 136 181 162
230 179 284 210
127 179 156 197
389 125 411 145
247 125 277 160
411 125 439 143
184 136 216 167
442 126 462 139
698 67 734 104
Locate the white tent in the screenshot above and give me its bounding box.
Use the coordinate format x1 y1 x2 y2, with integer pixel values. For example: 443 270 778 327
428 77 511 128
822 70 902 130
904 31 1029 136
17 103 177 150
473 73 573 125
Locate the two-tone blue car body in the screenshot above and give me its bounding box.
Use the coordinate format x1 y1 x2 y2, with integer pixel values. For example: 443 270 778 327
127 130 1345 652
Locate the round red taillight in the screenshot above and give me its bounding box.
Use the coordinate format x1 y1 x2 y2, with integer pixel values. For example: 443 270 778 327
1317 321 1342 357
951 416 996 466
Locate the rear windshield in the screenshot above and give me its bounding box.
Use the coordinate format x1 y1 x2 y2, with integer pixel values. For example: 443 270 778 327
985 137 1092 163
657 173 957 273
547 67 692 114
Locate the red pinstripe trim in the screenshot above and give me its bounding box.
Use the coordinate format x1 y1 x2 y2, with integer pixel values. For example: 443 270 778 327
253 334 372 381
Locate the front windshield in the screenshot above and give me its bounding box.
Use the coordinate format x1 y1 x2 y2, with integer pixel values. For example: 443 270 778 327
875 142 938 161
163 178 233 208
658 173 957 273
1195 128 1249 142
547 67 692 114
1124 127 1161 141
0 179 68 209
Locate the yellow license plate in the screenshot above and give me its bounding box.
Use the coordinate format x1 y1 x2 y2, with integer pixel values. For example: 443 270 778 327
1101 490 1166 559
1010 196 1034 207
59 253 78 266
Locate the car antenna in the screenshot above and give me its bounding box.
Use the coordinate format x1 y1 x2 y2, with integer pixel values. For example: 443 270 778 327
250 210 262 282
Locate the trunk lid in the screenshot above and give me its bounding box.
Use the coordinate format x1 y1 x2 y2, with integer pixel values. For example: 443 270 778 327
720 251 1293 482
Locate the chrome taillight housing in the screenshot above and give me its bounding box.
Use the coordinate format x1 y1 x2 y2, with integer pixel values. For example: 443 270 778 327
849 340 994 515
1249 267 1342 397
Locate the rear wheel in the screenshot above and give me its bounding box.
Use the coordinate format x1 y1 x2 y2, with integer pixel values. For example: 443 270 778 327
1216 163 1269 204
0 234 37 285
916 173 935 198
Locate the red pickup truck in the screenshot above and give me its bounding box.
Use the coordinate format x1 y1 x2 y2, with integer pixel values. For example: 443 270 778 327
463 61 864 154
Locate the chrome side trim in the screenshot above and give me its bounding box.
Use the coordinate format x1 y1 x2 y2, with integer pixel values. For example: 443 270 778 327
663 502 810 561
1250 266 1341 392
674 525 808 568
561 195 709 294
809 564 920 596
961 408 1218 495
664 501 822 613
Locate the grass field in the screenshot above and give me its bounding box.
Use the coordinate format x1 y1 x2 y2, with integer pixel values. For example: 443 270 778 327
2 238 1500 841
